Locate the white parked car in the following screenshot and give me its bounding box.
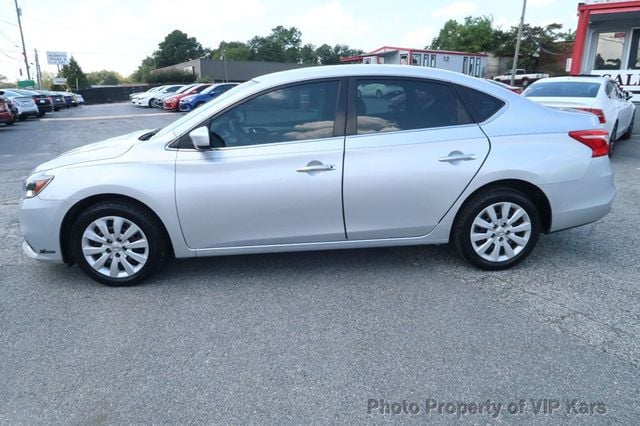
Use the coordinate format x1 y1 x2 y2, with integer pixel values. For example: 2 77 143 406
133 85 184 107
19 65 615 286
129 86 162 101
523 76 636 155
0 89 40 119
357 83 403 98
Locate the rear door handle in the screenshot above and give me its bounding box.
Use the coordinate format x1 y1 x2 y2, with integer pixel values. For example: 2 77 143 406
439 152 477 163
296 163 336 173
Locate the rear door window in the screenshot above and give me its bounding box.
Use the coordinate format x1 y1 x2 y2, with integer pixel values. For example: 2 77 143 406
454 85 506 122
355 79 473 134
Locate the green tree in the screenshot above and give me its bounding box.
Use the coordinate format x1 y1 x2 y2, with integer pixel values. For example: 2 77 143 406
210 41 252 61
59 57 89 89
299 44 317 64
154 30 205 67
130 56 156 83
0 73 12 88
248 26 302 62
429 16 499 52
315 44 363 65
493 23 571 72
86 70 123 86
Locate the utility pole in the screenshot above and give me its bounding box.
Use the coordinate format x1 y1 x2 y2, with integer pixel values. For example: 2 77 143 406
34 48 42 89
14 0 31 80
510 0 527 86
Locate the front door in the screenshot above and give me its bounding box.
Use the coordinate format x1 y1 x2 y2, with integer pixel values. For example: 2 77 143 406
175 79 347 249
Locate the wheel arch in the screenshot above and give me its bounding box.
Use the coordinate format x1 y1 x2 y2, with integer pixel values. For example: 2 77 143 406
59 194 175 264
449 179 552 242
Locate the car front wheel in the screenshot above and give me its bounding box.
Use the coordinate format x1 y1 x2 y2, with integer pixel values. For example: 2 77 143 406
70 201 168 286
453 188 540 270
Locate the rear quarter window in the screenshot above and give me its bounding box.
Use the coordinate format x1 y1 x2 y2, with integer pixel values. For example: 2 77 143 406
454 85 506 123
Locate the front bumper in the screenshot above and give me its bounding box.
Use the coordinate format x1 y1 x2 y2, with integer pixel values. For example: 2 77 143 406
164 101 179 111
19 196 65 263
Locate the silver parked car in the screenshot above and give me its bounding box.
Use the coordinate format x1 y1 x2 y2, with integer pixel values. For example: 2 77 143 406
19 65 615 286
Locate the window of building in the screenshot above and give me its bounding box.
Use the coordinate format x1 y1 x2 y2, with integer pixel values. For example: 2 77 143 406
628 29 640 70
593 31 626 70
209 81 339 147
355 79 473 134
411 54 422 66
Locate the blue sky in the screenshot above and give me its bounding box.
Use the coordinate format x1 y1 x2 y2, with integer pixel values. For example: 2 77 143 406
0 0 579 81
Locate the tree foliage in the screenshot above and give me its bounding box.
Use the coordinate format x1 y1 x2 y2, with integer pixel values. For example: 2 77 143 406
210 41 252 61
248 26 302 63
130 27 364 83
429 16 574 73
86 70 124 86
60 57 89 89
429 16 498 53
154 30 206 68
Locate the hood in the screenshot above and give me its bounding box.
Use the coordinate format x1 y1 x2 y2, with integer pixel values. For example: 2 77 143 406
34 129 150 172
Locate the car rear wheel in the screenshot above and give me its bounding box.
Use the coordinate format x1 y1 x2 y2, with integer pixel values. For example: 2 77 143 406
70 201 169 286
453 188 540 270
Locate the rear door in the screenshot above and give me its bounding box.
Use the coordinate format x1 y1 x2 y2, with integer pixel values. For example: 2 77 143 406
343 78 493 240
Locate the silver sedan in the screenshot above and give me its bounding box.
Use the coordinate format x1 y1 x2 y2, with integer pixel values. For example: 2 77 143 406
19 65 615 286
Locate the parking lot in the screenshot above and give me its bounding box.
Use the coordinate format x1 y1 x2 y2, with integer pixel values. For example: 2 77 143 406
1 103 639 423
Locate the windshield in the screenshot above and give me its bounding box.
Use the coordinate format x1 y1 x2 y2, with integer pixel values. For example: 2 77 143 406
175 84 197 94
523 82 601 98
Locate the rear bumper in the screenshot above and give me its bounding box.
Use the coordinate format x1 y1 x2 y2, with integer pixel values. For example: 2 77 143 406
543 157 615 232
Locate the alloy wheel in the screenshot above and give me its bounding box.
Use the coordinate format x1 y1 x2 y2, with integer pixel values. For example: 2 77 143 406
81 216 149 278
470 202 532 263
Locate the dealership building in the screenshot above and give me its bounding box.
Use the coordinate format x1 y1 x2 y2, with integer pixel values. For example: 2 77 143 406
340 46 488 78
570 0 640 100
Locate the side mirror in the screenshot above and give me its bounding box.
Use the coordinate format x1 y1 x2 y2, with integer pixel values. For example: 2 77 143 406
625 92 633 101
189 126 211 150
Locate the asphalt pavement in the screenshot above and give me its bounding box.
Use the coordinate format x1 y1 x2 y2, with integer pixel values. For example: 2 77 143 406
0 103 639 423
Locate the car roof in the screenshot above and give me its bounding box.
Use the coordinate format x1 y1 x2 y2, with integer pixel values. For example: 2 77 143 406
253 64 487 87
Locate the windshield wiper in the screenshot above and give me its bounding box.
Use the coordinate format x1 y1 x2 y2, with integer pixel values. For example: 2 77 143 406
138 128 160 141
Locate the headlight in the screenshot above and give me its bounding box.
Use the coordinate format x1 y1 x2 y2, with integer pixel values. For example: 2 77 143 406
24 175 54 198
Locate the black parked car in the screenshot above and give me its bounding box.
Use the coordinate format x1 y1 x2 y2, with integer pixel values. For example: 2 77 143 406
14 89 52 117
37 90 66 111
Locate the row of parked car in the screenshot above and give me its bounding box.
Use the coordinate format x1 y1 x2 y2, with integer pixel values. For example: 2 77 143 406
0 89 85 126
130 83 238 112
490 75 636 156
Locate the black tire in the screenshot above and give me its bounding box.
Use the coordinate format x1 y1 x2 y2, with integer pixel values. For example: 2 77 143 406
37 111 45 117
148 99 155 108
452 187 541 270
6 120 15 126
69 201 169 286
620 116 634 140
609 122 618 157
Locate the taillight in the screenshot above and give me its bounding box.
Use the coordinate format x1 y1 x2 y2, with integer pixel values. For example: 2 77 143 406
573 107 606 124
569 129 610 157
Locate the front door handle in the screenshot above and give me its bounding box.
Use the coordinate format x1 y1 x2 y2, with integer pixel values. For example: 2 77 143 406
297 162 336 173
439 151 477 163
